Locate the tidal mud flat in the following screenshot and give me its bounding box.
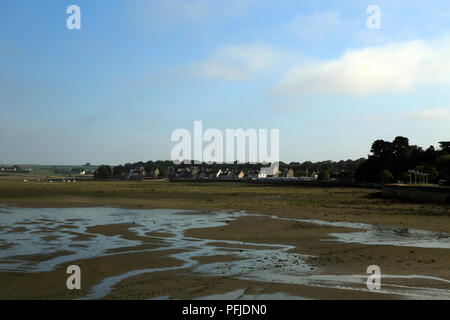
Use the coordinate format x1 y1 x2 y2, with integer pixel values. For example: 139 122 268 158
0 205 449 300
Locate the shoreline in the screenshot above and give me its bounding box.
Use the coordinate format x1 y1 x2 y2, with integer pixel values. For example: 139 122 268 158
1 206 449 299
1 180 449 299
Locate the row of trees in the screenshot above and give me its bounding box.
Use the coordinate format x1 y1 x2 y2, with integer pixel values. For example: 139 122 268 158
356 137 450 184
94 137 449 185
94 159 366 180
94 161 168 179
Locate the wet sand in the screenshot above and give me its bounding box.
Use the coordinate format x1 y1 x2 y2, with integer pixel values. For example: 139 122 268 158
186 215 450 297
0 182 449 299
105 270 396 300
0 206 449 300
0 249 184 300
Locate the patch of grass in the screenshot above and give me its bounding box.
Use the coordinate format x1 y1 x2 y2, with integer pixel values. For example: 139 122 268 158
0 178 448 220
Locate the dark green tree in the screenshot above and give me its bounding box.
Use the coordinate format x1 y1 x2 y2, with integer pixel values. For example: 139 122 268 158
378 169 394 184
318 170 330 181
95 165 112 179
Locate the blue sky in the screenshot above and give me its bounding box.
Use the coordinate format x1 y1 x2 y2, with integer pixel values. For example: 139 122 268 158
1 0 450 165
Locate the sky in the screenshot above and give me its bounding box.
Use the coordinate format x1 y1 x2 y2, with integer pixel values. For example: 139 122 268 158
1 0 450 165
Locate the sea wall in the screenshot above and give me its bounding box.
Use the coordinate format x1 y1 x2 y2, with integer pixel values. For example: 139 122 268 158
382 185 450 203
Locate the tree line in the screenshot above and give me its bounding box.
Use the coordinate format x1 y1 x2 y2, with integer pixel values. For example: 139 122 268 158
94 137 450 185
356 137 449 185
94 159 366 180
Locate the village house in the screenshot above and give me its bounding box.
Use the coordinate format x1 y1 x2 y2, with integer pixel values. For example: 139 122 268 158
247 169 259 179
167 167 176 178
221 169 236 179
190 167 201 179
259 165 279 178
70 168 86 176
206 168 223 179
127 166 146 179
283 168 295 178
147 167 160 178
175 167 190 178
198 168 207 179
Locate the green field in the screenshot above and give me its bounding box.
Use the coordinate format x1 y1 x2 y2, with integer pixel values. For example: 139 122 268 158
0 164 98 180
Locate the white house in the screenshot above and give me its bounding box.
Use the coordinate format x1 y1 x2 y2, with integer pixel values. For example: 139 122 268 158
259 165 279 178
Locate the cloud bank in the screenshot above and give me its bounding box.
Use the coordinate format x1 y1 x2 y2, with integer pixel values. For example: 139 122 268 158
276 38 450 96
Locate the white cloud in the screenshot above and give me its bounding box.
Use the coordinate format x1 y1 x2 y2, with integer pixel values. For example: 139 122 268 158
276 38 450 96
190 44 280 81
